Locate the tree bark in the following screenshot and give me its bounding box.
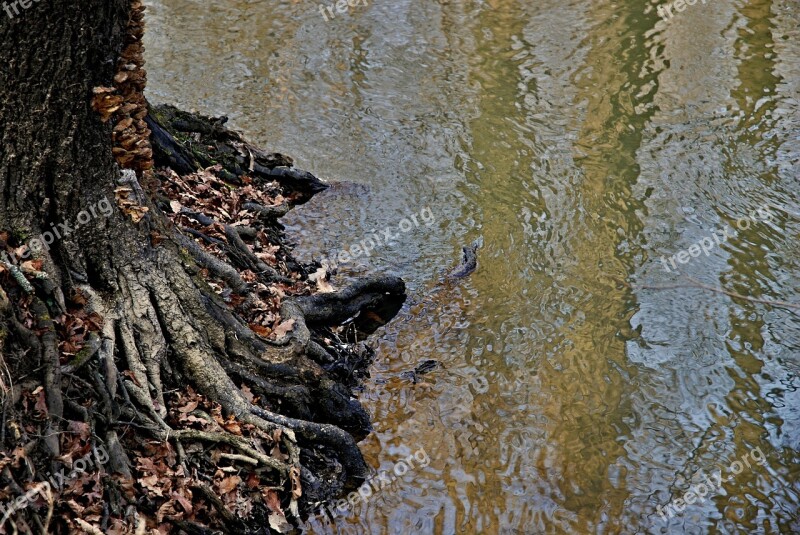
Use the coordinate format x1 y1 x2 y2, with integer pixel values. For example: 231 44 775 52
0 0 128 272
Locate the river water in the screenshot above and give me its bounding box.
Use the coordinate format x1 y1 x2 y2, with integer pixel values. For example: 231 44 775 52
143 0 800 532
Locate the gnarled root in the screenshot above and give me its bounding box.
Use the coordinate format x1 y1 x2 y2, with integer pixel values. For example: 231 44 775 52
107 243 383 492
0 105 407 532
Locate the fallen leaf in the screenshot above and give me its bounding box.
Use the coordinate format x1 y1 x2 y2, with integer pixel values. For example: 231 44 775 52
86 312 104 331
261 488 281 513
269 512 292 533
67 420 91 440
11 446 28 467
249 323 271 337
139 474 163 497
21 260 43 272
136 456 160 474
34 389 48 415
222 420 242 435
171 491 193 514
177 400 199 414
218 475 241 495
308 266 335 293
126 205 149 223
150 230 165 246
262 489 292 533
122 370 142 388
246 472 260 489
272 319 295 341
241 384 255 404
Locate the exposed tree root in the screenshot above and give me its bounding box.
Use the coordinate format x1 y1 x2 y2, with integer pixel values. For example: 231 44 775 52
295 276 406 327
170 429 289 473
0 104 407 532
174 232 249 294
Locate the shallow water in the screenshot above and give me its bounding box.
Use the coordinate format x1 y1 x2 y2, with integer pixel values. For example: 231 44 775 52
144 0 800 532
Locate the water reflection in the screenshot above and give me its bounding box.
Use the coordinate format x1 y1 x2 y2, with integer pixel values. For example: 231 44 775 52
144 0 800 532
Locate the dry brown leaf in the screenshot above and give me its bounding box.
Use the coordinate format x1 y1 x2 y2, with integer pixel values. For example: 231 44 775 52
171 491 193 514
156 499 179 524
249 323 271 337
261 489 291 532
86 312 104 331
139 474 163 497
11 446 28 467
136 456 160 474
241 384 255 404
34 388 48 415
122 370 142 388
268 512 292 533
184 414 214 428
125 205 149 223
177 400 199 414
272 319 295 341
218 475 241 495
261 488 281 513
150 230 165 246
222 420 242 435
308 266 335 293
67 420 91 440
246 472 260 489
21 259 43 272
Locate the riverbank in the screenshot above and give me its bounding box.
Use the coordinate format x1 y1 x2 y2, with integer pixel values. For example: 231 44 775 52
0 103 406 533
147 104 409 526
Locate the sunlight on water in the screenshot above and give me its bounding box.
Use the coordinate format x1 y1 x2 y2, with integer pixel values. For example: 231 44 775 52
144 0 800 532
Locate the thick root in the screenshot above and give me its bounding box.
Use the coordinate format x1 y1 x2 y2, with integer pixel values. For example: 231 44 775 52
0 102 409 532
110 247 369 488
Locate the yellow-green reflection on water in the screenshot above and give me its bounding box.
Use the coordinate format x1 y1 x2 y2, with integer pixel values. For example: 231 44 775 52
144 0 800 532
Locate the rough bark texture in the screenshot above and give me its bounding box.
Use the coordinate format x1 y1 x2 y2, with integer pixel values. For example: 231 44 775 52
0 1 405 533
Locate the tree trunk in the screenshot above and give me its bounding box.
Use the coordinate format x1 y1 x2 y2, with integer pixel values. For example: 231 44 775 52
0 1 404 532
0 0 127 256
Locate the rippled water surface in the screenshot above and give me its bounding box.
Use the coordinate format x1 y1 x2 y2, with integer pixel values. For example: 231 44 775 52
144 0 800 532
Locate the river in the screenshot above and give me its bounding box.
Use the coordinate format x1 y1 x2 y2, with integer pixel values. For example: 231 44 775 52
143 0 800 532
